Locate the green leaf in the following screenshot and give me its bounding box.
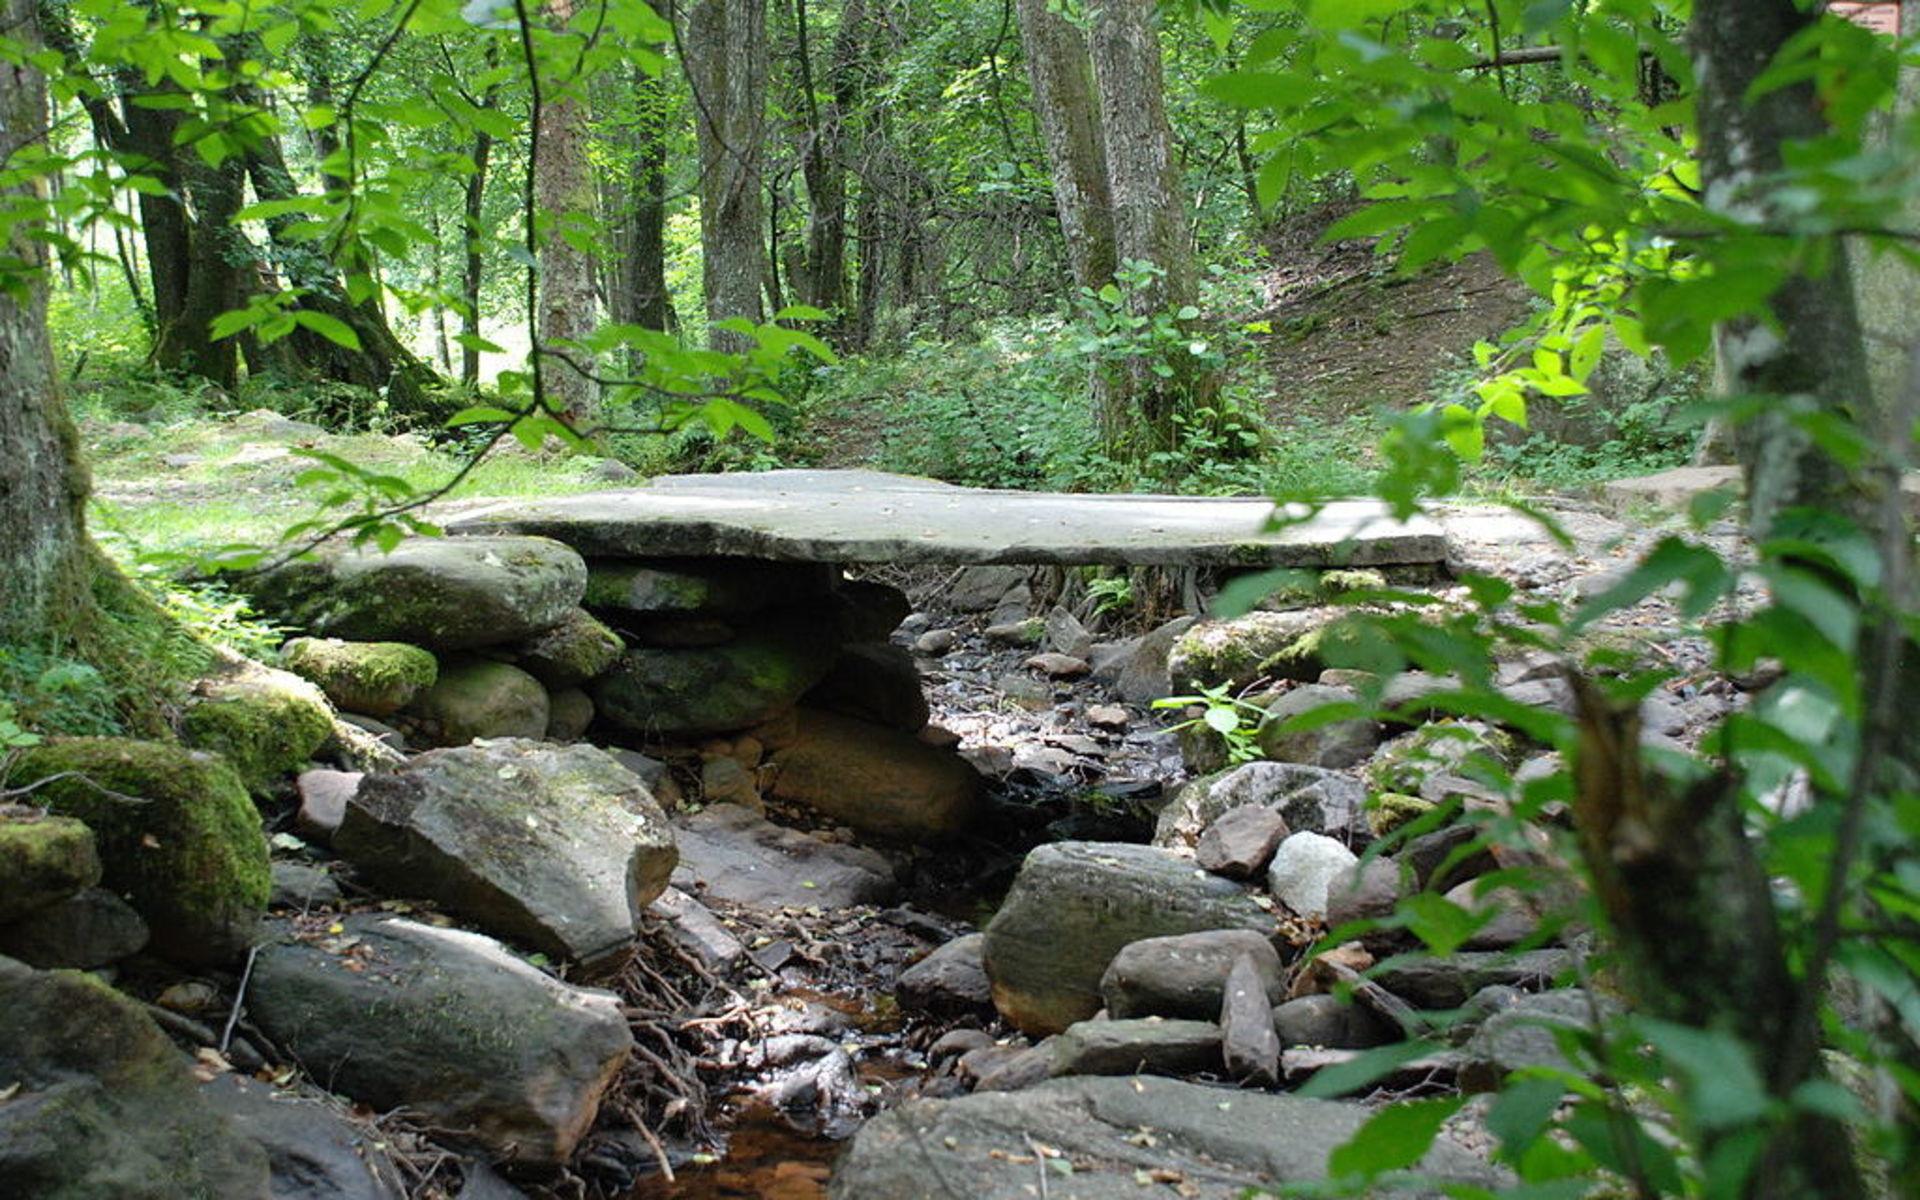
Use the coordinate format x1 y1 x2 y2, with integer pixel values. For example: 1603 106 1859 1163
292 309 363 351
1328 1096 1466 1180
1486 1075 1569 1158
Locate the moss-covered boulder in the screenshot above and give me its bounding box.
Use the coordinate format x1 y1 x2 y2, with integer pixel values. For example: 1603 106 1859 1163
0 813 101 924
281 637 438 717
7 739 270 964
0 958 272 1197
1365 721 1519 797
513 608 624 689
407 659 551 747
1166 610 1333 694
592 615 840 739
584 558 835 616
248 535 586 651
181 661 335 792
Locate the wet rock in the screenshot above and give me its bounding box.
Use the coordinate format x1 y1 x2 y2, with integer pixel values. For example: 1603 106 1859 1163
1271 994 1397 1049
913 628 955 655
0 812 100 923
295 769 362 842
249 915 632 1164
670 803 895 909
1045 607 1093 660
1023 651 1091 678
699 755 759 806
269 861 343 910
585 558 834 616
0 887 149 968
0 957 272 1197
280 638 439 718
945 565 1032 612
1371 948 1575 1009
1195 804 1290 879
983 842 1274 1034
409 659 550 747
898 933 993 1015
803 642 930 733
1050 1018 1222 1078
1112 615 1196 704
249 535 586 651
830 1076 1501 1199
337 739 675 975
199 1073 407 1200
512 608 624 689
646 886 745 969
768 709 981 841
930 1028 997 1062
9 739 268 965
1250 684 1380 769
1154 761 1369 850
1460 989 1614 1090
1220 953 1281 1086
1268 832 1360 920
1100 929 1284 1021
593 616 840 738
544 687 595 741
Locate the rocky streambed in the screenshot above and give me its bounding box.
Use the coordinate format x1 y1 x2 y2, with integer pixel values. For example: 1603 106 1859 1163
0 484 1756 1199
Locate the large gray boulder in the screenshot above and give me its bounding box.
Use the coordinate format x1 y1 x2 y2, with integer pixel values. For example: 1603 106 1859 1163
199 1074 407 1200
1155 761 1369 850
1100 929 1284 1021
248 916 632 1165
336 740 676 975
983 842 1274 1035
592 616 841 738
407 659 550 747
249 536 587 651
670 802 895 909
830 1076 1500 1200
1050 1018 1222 1079
0 957 272 1198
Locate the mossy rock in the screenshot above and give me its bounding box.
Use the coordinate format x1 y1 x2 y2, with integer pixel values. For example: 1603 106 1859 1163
7 738 270 964
592 614 840 739
1365 721 1519 796
408 659 551 747
281 637 438 717
513 608 624 689
1256 568 1390 610
0 813 102 924
1366 792 1436 838
1166 610 1331 694
181 663 335 793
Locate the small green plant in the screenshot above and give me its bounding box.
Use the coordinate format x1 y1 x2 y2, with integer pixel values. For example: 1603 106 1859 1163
1152 683 1268 765
1085 573 1134 619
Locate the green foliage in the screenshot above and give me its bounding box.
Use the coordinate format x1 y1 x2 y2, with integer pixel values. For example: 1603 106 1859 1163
1151 683 1268 765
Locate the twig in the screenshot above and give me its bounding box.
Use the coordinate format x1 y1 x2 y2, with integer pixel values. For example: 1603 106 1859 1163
220 944 259 1053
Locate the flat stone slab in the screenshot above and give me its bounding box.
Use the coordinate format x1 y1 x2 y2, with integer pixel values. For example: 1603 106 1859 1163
444 470 1448 568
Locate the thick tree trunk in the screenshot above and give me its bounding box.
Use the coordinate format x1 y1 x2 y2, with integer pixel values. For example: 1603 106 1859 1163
795 0 862 325
1087 0 1207 447
535 0 599 424
1015 0 1115 291
461 103 497 387
0 0 90 649
158 155 248 389
685 0 768 349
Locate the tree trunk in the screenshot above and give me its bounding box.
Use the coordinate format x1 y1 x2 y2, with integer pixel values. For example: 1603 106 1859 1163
609 59 674 333
1015 0 1115 291
535 0 599 424
685 0 768 349
0 0 90 650
1088 0 1205 446
795 0 863 325
461 80 499 388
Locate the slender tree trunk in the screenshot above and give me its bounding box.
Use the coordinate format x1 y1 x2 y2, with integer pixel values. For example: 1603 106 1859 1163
461 82 499 388
795 0 862 325
0 0 90 648
685 0 768 349
1015 0 1115 291
1088 0 1206 446
609 59 674 333
535 0 599 424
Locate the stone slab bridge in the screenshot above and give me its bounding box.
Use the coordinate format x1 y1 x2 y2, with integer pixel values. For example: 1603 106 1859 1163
443 469 1451 569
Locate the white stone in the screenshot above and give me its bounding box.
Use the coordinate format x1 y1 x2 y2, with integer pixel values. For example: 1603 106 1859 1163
1266 831 1360 921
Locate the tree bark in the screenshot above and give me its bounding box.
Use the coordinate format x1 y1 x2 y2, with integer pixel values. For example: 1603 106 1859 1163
685 0 769 350
460 73 500 388
1087 0 1207 447
1015 0 1115 291
535 0 599 424
608 58 674 333
794 0 863 325
0 0 90 649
